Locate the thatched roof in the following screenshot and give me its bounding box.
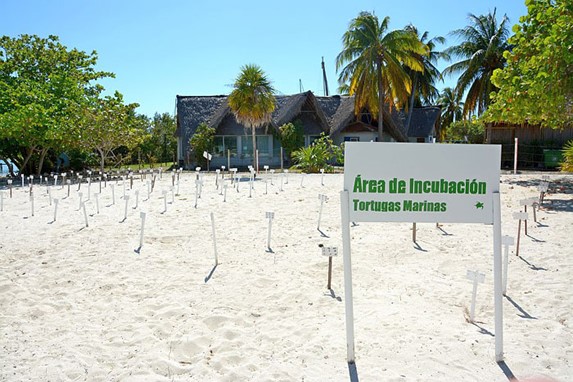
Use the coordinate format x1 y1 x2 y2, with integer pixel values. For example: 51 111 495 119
176 93 440 141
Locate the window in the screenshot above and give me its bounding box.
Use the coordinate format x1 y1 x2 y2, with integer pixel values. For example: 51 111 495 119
212 136 238 157
344 136 360 142
242 135 271 158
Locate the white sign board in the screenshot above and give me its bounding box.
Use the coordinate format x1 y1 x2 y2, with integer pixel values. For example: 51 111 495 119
344 142 501 224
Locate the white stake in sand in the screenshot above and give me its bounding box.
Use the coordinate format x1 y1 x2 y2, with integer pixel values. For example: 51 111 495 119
133 190 139 209
110 184 115 205
317 194 328 231
8 179 13 198
266 211 275 252
215 169 220 188
210 212 218 265
47 186 52 206
122 195 130 221
300 173 306 188
53 175 58 187
519 198 535 233
513 211 528 257
320 168 325 185
284 169 289 184
81 202 88 227
466 269 485 323
537 181 549 205
77 175 83 191
502 235 514 295
21 174 24 187
0 191 4 212
223 184 228 202
280 172 284 191
170 186 175 203
95 192 100 214
265 177 268 195
53 198 59 221
30 190 34 216
264 165 269 175
270 169 275 185
66 179 71 197
137 212 146 252
162 190 168 213
194 180 200 208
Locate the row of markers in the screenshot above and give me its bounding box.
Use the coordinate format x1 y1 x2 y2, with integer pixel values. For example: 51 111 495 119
467 177 550 323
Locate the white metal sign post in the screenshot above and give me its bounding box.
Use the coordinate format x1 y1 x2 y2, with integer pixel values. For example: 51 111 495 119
341 142 503 363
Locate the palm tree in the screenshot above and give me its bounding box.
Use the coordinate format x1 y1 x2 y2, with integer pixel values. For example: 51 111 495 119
442 9 510 118
403 25 447 131
437 86 464 140
228 64 275 169
336 12 427 142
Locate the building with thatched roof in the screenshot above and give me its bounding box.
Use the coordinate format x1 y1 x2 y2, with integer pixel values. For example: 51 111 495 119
175 91 441 169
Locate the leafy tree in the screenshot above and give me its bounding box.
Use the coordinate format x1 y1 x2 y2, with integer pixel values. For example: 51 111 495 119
403 25 447 131
151 113 177 163
277 120 304 163
486 0 573 128
444 118 485 143
336 12 427 142
78 91 144 174
0 34 113 175
437 87 464 140
292 133 343 173
189 122 215 167
228 64 276 169
561 140 573 173
442 9 510 118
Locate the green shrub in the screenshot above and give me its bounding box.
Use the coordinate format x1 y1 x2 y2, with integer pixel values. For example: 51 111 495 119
189 122 215 167
292 133 343 173
277 120 304 162
561 140 573 172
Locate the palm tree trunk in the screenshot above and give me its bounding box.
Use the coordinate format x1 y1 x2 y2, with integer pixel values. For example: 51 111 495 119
405 74 418 133
36 147 49 176
377 58 385 142
251 127 257 170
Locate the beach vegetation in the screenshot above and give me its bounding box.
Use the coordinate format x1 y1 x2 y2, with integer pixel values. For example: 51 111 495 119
292 133 343 173
485 0 573 129
277 120 304 163
336 12 427 142
228 64 275 169
442 9 511 118
189 122 215 167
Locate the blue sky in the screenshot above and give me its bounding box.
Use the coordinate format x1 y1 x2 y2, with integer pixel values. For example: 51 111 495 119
3 0 528 118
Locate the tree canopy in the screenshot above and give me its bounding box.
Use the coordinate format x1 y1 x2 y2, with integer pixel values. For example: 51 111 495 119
485 0 573 128
336 12 427 142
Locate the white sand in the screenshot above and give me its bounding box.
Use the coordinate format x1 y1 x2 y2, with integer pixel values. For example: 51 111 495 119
0 171 571 381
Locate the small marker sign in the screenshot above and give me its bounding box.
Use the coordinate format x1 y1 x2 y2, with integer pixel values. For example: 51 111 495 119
513 211 528 257
321 245 338 290
53 198 59 221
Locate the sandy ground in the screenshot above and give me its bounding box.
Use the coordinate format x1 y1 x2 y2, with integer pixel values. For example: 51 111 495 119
0 170 571 381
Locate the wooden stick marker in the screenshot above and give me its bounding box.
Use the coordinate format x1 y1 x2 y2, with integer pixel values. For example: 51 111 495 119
513 211 528 256
466 269 485 323
321 245 338 290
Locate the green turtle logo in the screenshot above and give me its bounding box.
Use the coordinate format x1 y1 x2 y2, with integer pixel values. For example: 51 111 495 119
475 202 484 209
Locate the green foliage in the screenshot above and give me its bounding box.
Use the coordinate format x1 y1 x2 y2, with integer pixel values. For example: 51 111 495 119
292 133 343 173
486 0 573 128
443 9 510 118
189 122 215 167
277 120 304 160
336 12 427 141
561 140 573 173
443 118 485 144
228 64 275 167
